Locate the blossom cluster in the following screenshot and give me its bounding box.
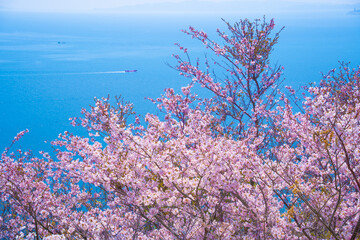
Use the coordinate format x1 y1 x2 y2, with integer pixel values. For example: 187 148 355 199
1 18 359 240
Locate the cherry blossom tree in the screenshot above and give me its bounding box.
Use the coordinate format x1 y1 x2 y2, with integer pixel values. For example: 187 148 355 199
1 18 360 240
173 17 284 138
269 64 360 239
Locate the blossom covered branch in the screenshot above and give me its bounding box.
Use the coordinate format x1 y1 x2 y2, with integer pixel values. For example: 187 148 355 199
1 18 360 240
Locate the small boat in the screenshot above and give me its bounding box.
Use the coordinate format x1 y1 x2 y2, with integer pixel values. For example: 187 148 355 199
349 8 360 15
125 70 138 73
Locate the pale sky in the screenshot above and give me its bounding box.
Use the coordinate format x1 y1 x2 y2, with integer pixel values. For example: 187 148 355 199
0 0 359 13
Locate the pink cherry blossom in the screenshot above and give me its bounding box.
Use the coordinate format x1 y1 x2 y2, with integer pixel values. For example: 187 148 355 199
1 18 359 240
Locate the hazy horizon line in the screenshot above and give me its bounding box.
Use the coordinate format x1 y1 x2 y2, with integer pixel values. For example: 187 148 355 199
0 0 359 14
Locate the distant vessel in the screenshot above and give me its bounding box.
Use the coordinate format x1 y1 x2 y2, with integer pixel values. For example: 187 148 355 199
349 8 360 15
125 70 138 73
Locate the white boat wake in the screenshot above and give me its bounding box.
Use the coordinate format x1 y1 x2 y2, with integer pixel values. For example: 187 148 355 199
64 71 127 75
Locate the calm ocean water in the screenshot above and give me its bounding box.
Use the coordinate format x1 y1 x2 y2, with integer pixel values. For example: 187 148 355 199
0 12 359 152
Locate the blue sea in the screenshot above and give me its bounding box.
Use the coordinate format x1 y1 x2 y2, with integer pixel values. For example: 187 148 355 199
0 12 359 152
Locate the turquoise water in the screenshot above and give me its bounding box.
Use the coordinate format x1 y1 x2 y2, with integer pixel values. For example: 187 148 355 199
0 12 359 152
